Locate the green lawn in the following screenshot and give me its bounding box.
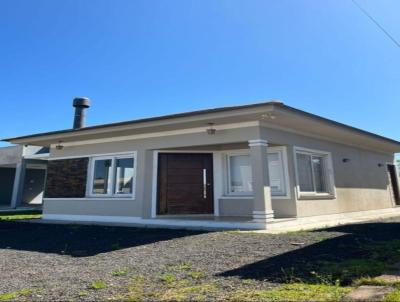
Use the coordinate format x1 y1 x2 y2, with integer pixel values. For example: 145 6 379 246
0 210 42 221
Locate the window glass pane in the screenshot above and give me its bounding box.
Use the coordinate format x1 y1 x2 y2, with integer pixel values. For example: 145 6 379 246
312 156 327 193
229 155 252 193
92 159 112 194
115 158 134 194
268 152 286 195
296 153 314 192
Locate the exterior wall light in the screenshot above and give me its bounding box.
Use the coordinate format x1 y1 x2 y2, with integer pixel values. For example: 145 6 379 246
55 141 64 150
206 123 216 135
342 158 350 163
378 163 384 167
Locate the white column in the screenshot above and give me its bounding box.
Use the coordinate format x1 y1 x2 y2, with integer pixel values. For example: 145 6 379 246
10 160 26 208
248 139 274 223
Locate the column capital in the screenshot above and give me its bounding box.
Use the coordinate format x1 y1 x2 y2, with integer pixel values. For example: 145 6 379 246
248 139 268 147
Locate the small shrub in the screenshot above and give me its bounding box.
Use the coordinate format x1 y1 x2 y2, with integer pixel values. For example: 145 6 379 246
88 280 107 290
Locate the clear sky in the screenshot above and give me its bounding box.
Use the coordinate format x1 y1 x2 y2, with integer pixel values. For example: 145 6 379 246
0 0 399 148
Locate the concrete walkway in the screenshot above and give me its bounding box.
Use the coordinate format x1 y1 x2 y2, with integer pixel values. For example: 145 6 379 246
259 207 400 233
344 286 394 301
27 206 400 232
344 264 400 301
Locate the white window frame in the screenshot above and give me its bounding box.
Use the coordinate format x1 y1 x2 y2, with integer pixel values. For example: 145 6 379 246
224 146 291 199
268 146 291 199
87 152 137 199
293 146 336 200
226 151 253 196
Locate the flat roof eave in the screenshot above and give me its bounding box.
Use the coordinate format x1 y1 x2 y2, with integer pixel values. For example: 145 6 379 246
2 100 400 152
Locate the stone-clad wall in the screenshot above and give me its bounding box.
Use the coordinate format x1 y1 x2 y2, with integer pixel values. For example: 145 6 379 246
45 158 89 198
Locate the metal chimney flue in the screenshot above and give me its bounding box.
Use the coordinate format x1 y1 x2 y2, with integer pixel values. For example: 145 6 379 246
72 97 90 129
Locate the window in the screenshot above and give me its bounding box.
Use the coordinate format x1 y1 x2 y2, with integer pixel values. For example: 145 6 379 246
92 159 112 195
268 152 287 196
89 154 136 197
295 148 334 197
115 158 135 194
228 154 253 194
226 147 289 197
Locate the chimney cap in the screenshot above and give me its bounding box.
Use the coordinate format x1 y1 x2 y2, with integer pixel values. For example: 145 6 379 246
73 97 90 108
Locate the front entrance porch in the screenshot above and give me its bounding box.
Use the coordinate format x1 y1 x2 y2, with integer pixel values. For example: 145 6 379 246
151 139 278 224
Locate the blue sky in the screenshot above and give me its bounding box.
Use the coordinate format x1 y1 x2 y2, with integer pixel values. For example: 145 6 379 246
0 0 399 148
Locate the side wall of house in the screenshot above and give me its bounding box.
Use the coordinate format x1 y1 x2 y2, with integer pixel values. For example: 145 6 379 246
260 125 395 217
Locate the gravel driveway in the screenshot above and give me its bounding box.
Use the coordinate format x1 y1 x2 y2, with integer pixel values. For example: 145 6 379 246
1 218 400 301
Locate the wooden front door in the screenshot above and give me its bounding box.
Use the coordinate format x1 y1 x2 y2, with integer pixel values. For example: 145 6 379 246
157 153 214 215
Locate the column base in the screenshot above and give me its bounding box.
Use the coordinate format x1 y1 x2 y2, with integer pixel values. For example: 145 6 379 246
252 210 275 223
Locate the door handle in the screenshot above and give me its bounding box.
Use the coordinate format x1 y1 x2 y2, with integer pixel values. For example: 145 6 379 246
203 169 207 199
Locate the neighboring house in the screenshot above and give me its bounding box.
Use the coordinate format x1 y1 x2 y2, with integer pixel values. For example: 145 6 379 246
0 145 48 208
3 99 400 229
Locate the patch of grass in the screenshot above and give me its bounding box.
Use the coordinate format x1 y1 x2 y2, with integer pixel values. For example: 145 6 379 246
166 263 192 272
122 274 154 302
117 272 351 302
227 283 351 302
159 273 176 284
284 239 400 286
0 211 42 221
187 271 207 280
0 289 33 301
242 279 257 285
316 259 387 285
158 283 219 301
354 276 400 287
113 269 129 276
384 288 400 302
78 291 89 297
88 280 107 290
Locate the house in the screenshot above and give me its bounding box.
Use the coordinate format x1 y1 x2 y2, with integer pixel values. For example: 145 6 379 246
0 145 48 209
3 98 400 230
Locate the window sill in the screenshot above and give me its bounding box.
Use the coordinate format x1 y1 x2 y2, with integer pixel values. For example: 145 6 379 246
297 194 335 200
43 197 136 201
220 195 291 200
220 196 254 199
87 196 134 199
